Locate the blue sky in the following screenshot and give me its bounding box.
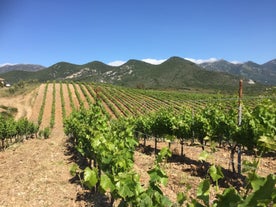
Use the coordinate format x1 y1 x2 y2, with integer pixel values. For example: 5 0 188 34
0 0 275 67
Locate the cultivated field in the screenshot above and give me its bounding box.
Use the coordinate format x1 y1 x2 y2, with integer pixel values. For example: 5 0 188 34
0 82 275 206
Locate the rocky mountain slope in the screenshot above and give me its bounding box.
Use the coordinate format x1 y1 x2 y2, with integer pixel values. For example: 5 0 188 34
199 59 276 85
1 57 274 93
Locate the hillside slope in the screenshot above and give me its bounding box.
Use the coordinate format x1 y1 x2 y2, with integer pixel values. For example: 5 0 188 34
199 59 276 85
1 57 265 92
0 64 45 74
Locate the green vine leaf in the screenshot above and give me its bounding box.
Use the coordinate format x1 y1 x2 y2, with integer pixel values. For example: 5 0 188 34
148 167 168 186
258 135 276 152
209 165 224 183
215 187 242 207
177 192 186 205
197 179 210 206
239 174 276 207
138 193 153 207
156 147 172 164
198 150 209 161
83 167 98 189
69 163 80 177
115 180 135 199
100 173 115 192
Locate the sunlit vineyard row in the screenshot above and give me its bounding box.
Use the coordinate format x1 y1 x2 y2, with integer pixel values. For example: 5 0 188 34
64 82 276 206
61 81 273 119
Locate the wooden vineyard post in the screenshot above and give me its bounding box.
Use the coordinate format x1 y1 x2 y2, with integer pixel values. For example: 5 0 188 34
238 80 243 127
155 137 158 155
237 79 243 174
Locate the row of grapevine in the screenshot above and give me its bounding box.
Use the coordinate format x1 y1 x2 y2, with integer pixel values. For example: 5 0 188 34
98 86 135 116
83 82 97 100
133 100 276 173
64 97 276 206
66 82 76 111
50 81 56 128
92 84 171 117
118 87 165 112
86 83 168 116
95 87 122 119
0 116 39 150
72 82 84 108
105 87 143 116
62 82 267 121
37 82 48 126
78 83 93 105
133 88 196 109
98 86 130 117
30 81 274 138
60 82 66 119
81 83 111 119
1 83 57 143
31 82 275 136
108 86 169 113
64 102 180 206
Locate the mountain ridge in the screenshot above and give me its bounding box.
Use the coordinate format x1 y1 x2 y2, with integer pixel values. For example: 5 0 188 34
1 57 274 93
0 64 46 74
199 58 276 85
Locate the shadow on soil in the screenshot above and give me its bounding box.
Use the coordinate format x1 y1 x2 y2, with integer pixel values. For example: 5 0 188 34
137 142 247 191
64 137 112 207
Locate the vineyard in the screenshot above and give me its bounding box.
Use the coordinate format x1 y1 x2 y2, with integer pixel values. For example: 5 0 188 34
0 82 275 206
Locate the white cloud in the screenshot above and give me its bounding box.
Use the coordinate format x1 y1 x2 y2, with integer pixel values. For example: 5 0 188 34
0 63 17 67
230 60 243 64
108 57 243 66
184 58 218 64
108 58 167 66
141 58 167 65
108 60 126 66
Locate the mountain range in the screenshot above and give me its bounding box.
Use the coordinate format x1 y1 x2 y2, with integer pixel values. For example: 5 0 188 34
0 64 45 74
0 57 275 92
199 59 276 85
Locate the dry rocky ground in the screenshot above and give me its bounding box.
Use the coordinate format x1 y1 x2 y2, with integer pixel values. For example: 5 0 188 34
0 84 275 206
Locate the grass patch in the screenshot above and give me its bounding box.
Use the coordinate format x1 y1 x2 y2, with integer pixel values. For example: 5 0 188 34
0 82 40 97
0 105 18 118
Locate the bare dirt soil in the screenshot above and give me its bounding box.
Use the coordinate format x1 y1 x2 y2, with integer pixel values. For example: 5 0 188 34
0 88 37 120
0 84 275 206
135 140 276 203
0 134 80 206
0 84 87 207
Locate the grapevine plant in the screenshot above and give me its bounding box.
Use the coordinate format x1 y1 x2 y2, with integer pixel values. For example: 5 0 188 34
64 94 275 206
0 115 39 149
64 101 180 206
